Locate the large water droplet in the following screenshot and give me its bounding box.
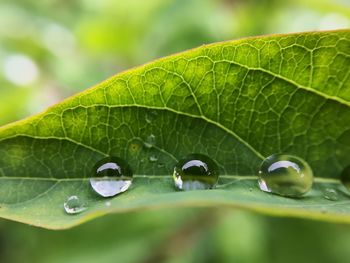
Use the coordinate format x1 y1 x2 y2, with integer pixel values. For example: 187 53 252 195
63 195 87 214
90 157 133 197
173 153 219 191
341 165 350 190
323 188 338 201
258 154 313 197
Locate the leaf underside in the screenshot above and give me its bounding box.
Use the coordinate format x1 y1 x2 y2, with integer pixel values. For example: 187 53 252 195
0 30 349 229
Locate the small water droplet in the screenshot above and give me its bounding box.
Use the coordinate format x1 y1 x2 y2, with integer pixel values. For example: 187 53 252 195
323 188 338 201
144 134 156 148
249 187 253 192
258 154 313 197
149 154 158 162
340 165 350 191
145 110 157 124
173 153 219 191
105 201 111 207
63 195 87 214
90 157 133 197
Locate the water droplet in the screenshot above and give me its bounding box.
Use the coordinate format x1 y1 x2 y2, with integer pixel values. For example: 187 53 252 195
323 188 338 201
63 195 87 214
258 154 313 197
249 187 253 192
173 153 219 191
149 154 158 162
105 201 111 207
90 157 133 197
144 134 156 148
145 110 157 124
340 165 350 190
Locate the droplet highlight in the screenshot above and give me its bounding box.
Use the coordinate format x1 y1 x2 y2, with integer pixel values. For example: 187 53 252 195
90 157 133 197
63 195 87 214
173 153 219 191
258 154 313 197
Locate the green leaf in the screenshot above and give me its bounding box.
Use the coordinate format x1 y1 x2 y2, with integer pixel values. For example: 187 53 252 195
0 30 349 229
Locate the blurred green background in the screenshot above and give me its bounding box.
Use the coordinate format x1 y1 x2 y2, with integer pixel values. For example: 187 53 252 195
0 0 349 262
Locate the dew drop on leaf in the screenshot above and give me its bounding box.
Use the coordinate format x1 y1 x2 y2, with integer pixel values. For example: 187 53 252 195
90 157 133 197
144 134 156 148
340 165 350 191
323 188 338 201
173 153 219 191
145 110 158 124
149 154 158 162
258 154 313 197
63 195 87 214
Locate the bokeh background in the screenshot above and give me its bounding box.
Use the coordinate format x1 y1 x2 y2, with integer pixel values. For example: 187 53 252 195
0 0 349 262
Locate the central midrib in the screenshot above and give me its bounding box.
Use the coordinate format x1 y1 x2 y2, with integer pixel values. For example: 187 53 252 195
0 175 340 183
